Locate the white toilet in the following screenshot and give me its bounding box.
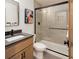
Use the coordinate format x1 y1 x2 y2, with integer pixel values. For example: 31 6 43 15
33 42 46 59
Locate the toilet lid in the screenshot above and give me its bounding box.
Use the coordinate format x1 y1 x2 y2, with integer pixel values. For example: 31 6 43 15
34 42 46 49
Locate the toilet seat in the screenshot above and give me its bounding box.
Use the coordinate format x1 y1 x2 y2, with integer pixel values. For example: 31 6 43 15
34 42 46 51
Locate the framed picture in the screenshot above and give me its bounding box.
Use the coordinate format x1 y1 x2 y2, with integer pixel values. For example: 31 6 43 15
25 9 33 24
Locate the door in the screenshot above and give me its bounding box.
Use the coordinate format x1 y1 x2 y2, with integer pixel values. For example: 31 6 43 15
24 45 33 59
10 49 25 59
10 45 33 59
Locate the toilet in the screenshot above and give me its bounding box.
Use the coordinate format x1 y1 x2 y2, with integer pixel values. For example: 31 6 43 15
33 42 46 59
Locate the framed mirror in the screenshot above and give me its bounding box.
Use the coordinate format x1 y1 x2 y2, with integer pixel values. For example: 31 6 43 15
5 0 19 26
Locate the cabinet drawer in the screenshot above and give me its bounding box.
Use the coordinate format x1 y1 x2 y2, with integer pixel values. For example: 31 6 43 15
5 37 33 59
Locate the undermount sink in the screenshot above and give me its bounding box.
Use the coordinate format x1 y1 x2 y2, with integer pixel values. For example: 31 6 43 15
6 35 25 42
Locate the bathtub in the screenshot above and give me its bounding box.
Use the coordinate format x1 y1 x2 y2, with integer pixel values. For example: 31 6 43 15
40 40 69 59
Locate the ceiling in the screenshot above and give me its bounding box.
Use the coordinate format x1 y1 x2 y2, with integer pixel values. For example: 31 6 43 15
35 0 68 7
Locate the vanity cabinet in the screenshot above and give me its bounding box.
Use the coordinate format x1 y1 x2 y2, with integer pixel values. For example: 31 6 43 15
5 37 33 59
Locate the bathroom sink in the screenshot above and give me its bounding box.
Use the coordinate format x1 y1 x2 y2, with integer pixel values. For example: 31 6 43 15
6 35 25 42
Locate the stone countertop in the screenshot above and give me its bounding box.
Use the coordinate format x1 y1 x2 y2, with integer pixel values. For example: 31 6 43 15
5 33 33 47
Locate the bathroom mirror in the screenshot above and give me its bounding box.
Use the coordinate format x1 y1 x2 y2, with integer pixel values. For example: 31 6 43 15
5 0 19 26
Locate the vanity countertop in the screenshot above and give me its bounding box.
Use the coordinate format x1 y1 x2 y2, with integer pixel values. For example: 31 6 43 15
5 33 33 47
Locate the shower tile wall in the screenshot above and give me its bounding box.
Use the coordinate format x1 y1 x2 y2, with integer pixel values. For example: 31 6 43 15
36 4 68 45
36 10 42 42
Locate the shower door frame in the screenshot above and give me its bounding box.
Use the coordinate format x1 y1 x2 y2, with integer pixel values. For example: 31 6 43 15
68 0 73 59
34 0 73 59
34 1 68 34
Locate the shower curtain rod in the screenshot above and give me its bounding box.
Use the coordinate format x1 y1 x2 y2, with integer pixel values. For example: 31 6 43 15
35 1 68 10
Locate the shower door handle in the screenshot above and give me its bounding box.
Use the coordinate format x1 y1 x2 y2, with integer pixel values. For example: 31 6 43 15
64 40 69 47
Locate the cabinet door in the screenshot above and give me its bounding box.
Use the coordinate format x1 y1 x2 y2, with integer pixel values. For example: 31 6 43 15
10 50 24 59
24 45 33 59
10 45 33 59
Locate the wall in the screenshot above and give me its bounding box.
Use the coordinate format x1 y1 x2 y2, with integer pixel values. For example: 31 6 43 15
36 10 42 41
5 0 34 34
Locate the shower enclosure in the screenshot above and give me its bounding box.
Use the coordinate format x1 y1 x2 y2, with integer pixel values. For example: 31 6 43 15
35 1 69 58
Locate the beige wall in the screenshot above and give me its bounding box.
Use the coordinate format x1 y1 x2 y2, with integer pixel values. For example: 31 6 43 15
36 10 42 41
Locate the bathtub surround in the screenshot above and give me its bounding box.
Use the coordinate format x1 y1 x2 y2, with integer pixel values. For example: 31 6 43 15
5 0 34 35
35 4 68 45
40 40 68 56
44 49 68 59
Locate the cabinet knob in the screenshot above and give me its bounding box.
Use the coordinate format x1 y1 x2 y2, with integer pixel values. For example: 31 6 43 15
21 53 23 59
23 52 26 58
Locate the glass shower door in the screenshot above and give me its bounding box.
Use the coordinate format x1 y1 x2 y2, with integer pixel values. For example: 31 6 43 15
35 4 68 58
